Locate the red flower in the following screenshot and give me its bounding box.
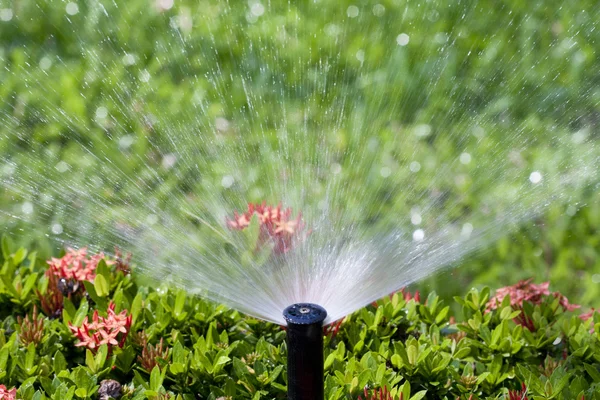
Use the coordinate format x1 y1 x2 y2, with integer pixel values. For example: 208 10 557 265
579 308 595 322
507 383 528 400
138 336 171 372
487 279 580 312
0 385 16 400
69 301 131 353
17 305 45 347
486 279 580 331
36 272 64 318
47 247 113 283
358 387 394 400
324 318 344 339
372 287 420 307
227 202 304 254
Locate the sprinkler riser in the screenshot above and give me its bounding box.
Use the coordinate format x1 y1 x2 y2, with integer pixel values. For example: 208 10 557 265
283 303 327 400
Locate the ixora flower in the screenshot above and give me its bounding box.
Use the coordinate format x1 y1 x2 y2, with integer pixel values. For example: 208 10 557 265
0 385 16 400
17 305 45 347
358 387 393 400
507 383 528 400
69 301 131 352
47 247 113 283
227 202 304 254
486 279 580 312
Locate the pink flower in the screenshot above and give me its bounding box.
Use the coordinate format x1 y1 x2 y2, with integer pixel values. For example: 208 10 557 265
486 279 580 313
580 308 596 322
508 383 528 400
69 302 132 353
227 202 305 254
0 385 16 400
358 387 393 400
47 247 113 283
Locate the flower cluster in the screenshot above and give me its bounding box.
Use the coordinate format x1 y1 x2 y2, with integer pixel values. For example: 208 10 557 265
69 301 131 352
358 387 393 400
507 383 528 400
227 202 304 254
37 272 64 318
0 385 16 400
486 279 580 312
138 336 170 372
17 305 44 347
47 247 112 283
324 318 344 339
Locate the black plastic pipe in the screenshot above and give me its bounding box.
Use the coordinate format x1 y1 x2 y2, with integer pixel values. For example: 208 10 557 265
283 303 327 400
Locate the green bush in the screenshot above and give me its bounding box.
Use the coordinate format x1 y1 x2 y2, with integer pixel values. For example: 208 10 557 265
1 0 599 310
1 239 599 399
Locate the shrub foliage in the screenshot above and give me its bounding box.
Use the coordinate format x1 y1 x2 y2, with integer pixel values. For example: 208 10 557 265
0 238 599 400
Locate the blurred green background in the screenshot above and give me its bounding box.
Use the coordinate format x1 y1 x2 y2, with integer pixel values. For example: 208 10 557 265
0 0 598 309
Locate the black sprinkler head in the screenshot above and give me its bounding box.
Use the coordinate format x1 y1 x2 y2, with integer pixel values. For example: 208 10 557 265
283 303 327 400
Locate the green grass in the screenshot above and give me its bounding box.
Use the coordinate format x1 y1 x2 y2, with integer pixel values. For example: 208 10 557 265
0 0 599 308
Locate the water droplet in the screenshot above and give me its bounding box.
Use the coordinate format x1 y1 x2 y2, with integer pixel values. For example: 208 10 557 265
215 117 230 132
572 129 588 144
396 33 410 46
39 57 52 70
22 202 33 215
409 161 421 173
66 3 79 15
250 2 265 17
146 214 159 225
355 49 365 63
427 10 440 22
221 175 235 188
162 154 177 169
414 124 431 137
55 161 70 173
122 53 136 66
119 135 135 150
0 8 13 21
461 223 473 238
331 163 342 175
380 166 391 178
533 248 543 257
157 0 174 11
592 274 600 284
529 171 542 184
566 205 577 216
372 4 385 16
459 152 472 165
413 229 425 242
2 164 15 176
325 24 340 37
347 5 359 18
472 125 485 138
51 223 63 235
411 214 422 225
95 106 108 119
434 32 448 44
139 70 151 83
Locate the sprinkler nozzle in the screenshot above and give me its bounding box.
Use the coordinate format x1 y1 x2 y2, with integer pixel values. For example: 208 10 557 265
283 303 327 400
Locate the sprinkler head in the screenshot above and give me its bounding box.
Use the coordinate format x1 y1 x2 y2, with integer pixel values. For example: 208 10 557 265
283 303 327 325
283 303 327 400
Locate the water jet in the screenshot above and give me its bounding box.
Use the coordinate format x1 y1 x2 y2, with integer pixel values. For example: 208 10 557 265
283 303 327 400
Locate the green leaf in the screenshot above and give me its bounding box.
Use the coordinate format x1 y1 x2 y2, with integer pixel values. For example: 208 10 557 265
150 365 163 392
584 363 600 382
53 350 67 373
85 350 96 372
12 247 27 265
410 390 428 400
93 274 110 297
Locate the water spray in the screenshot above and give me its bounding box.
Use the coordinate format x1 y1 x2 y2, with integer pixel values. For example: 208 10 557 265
283 303 327 400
